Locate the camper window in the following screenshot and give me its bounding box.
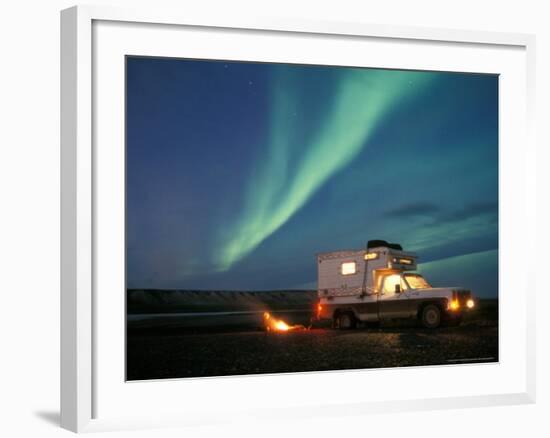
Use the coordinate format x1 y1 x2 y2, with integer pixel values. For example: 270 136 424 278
341 262 356 275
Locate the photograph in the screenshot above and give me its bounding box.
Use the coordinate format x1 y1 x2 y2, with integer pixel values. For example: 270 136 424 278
125 56 499 381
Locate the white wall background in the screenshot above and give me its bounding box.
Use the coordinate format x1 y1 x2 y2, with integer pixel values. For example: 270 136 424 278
0 0 547 436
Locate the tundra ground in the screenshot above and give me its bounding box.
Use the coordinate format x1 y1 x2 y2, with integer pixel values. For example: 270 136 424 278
127 319 498 380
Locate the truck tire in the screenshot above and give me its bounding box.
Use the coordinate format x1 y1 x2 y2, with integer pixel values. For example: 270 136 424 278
421 304 441 329
336 312 356 330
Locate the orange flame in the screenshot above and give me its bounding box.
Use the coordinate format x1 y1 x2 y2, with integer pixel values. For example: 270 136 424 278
263 312 305 332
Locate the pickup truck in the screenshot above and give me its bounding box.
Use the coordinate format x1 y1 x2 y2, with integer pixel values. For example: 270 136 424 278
315 240 475 329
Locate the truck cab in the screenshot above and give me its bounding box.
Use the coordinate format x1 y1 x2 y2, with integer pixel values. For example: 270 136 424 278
316 240 475 329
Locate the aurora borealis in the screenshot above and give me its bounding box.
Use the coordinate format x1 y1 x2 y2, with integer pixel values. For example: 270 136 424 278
216 68 434 271
126 57 498 297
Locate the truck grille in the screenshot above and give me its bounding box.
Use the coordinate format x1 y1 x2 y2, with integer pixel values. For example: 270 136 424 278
453 289 472 306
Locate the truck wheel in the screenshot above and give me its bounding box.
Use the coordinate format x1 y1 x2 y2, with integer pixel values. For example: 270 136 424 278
337 312 356 330
421 304 441 329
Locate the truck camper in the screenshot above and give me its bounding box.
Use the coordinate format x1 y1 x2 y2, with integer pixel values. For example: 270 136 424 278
316 240 475 329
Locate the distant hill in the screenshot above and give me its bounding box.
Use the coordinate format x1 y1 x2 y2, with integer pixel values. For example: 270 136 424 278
127 289 317 314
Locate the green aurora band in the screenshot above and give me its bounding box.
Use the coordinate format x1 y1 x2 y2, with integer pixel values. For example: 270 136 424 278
215 67 435 271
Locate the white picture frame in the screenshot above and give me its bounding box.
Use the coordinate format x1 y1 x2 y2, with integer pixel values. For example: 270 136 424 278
60 4 536 433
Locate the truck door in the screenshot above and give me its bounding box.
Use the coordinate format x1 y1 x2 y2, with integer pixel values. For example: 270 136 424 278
378 274 412 319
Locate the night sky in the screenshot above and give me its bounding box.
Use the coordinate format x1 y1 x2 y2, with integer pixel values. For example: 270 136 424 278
126 57 498 297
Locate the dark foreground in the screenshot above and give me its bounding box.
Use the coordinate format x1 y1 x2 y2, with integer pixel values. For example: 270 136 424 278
127 293 498 380
127 321 498 380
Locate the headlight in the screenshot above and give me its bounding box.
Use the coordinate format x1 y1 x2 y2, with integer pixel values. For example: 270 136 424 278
466 299 475 309
449 300 460 311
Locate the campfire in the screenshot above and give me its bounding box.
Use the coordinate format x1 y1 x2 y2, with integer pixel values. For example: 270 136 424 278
263 312 306 332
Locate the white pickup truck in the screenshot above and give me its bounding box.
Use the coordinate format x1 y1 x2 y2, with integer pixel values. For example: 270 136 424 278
315 240 475 329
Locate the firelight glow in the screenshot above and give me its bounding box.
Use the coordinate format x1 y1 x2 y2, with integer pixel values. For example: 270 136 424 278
274 320 290 331
263 312 303 332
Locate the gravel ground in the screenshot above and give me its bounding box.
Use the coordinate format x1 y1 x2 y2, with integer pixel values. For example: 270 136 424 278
127 322 498 380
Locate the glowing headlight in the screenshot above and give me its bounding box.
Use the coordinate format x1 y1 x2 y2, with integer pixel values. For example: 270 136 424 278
449 300 460 311
466 299 475 309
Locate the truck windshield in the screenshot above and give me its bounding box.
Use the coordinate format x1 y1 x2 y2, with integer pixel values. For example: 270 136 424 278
404 274 431 289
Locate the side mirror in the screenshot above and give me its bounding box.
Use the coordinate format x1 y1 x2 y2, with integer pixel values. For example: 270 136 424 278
395 284 402 293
